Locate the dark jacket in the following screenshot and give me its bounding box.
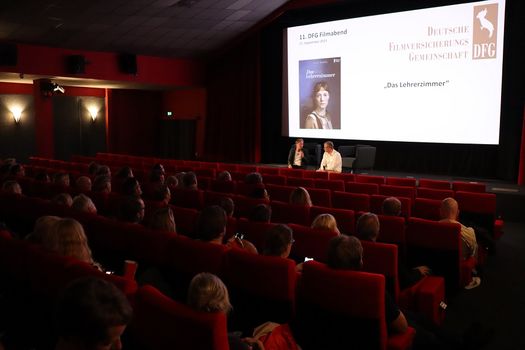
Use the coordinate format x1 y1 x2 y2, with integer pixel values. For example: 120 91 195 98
288 145 309 168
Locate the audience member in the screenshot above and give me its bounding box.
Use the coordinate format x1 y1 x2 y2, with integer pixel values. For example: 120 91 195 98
249 204 272 223
382 197 402 216
75 176 92 193
289 187 312 207
182 172 198 190
26 215 61 244
152 163 166 176
218 197 235 218
87 162 100 176
52 193 73 207
35 171 51 183
249 187 269 200
72 194 98 214
1 180 22 195
263 224 294 259
95 165 111 178
311 213 340 234
53 173 71 187
165 175 178 190
187 273 263 350
149 207 176 232
9 163 25 177
118 196 145 224
217 171 232 182
55 277 133 350
245 172 263 185
153 184 171 205
174 172 186 188
356 212 380 242
93 175 112 194
116 166 133 179
121 177 142 197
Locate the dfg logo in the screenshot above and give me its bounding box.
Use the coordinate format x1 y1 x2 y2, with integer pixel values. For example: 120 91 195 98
472 3 498 59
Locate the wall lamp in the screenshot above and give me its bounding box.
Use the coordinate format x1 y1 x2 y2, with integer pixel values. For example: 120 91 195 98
87 106 98 122
10 106 22 124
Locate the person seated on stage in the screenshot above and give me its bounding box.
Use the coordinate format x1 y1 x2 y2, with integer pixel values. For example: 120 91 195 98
182 172 198 191
153 184 171 206
357 212 430 289
217 171 232 182
244 172 263 185
118 196 145 224
55 277 133 350
218 197 235 218
149 206 176 233
327 235 408 334
382 197 402 217
311 213 340 234
95 165 111 178
121 177 142 198
51 193 73 207
53 172 71 188
249 204 272 223
195 205 257 254
288 138 309 169
439 197 482 289
72 194 98 215
75 176 92 194
289 187 312 207
187 273 264 350
93 175 112 194
317 141 342 173
1 180 22 195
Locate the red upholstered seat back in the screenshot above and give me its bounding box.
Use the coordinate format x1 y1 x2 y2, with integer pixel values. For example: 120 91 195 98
259 167 280 175
262 174 286 185
385 177 417 187
361 240 400 301
288 224 339 262
328 172 355 182
356 174 386 185
345 181 379 195
314 178 345 191
418 178 451 190
332 191 371 212
370 194 412 218
271 201 310 226
413 198 442 220
170 205 199 236
379 184 416 201
131 285 229 350
279 168 304 178
304 187 331 207
266 184 295 203
452 181 486 193
286 177 314 188
236 218 277 252
210 179 236 194
170 188 204 209
303 170 329 179
416 187 454 200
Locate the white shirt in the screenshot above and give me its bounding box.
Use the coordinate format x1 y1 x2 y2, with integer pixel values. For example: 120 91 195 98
293 151 302 166
319 149 342 173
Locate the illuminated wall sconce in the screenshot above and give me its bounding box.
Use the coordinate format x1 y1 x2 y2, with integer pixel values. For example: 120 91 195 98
10 106 22 124
87 106 98 122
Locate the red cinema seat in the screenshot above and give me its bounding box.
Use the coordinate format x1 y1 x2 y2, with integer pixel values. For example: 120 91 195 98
203 190 230 207
262 174 286 185
170 205 199 237
370 195 412 218
303 170 329 179
345 181 379 195
294 261 415 350
452 181 486 193
271 201 310 226
266 184 295 203
288 224 339 262
259 167 281 175
376 215 406 259
238 165 259 173
217 163 239 172
332 191 370 212
380 185 416 201
314 178 345 192
356 174 386 185
279 168 304 178
130 285 229 350
455 191 502 238
304 187 331 207
309 206 356 235
361 240 400 300
418 178 451 190
416 187 454 200
170 188 204 209
236 218 277 252
234 195 270 219
328 172 355 182
413 198 442 221
286 177 315 188
210 179 236 194
235 182 265 197
406 217 475 291
223 250 297 333
386 177 417 187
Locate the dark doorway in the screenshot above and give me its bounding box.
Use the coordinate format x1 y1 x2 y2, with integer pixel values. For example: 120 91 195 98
159 119 196 160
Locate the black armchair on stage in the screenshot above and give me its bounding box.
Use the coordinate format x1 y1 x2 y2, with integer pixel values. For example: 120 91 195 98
338 145 376 173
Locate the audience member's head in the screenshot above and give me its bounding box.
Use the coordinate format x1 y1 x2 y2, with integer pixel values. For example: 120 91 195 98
9 163 25 177
165 175 178 189
149 169 165 184
356 212 380 242
55 277 133 350
121 177 142 197
152 163 165 175
27 215 61 244
195 205 227 243
187 273 231 314
175 172 186 188
2 180 22 195
116 166 133 179
249 186 269 200
153 184 171 204
440 197 459 221
182 172 198 190
382 197 402 217
289 187 312 207
118 196 145 224
75 176 92 193
52 193 73 207
249 204 272 223
327 235 363 270
88 162 100 176
149 207 176 232
263 224 294 258
218 197 234 218
53 173 71 187
95 165 111 178
35 171 51 183
93 175 112 194
245 172 263 185
311 213 340 234
42 218 93 263
72 194 97 214
217 171 232 182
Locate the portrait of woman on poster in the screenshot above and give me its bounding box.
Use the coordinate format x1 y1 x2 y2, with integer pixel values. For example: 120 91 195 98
304 81 333 129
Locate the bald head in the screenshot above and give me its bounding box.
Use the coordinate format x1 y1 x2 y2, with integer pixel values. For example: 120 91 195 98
440 197 459 220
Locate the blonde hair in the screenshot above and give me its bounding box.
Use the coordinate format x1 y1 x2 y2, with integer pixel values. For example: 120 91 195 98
28 215 61 243
289 187 312 207
150 207 176 232
42 218 93 264
312 213 340 234
187 273 232 313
